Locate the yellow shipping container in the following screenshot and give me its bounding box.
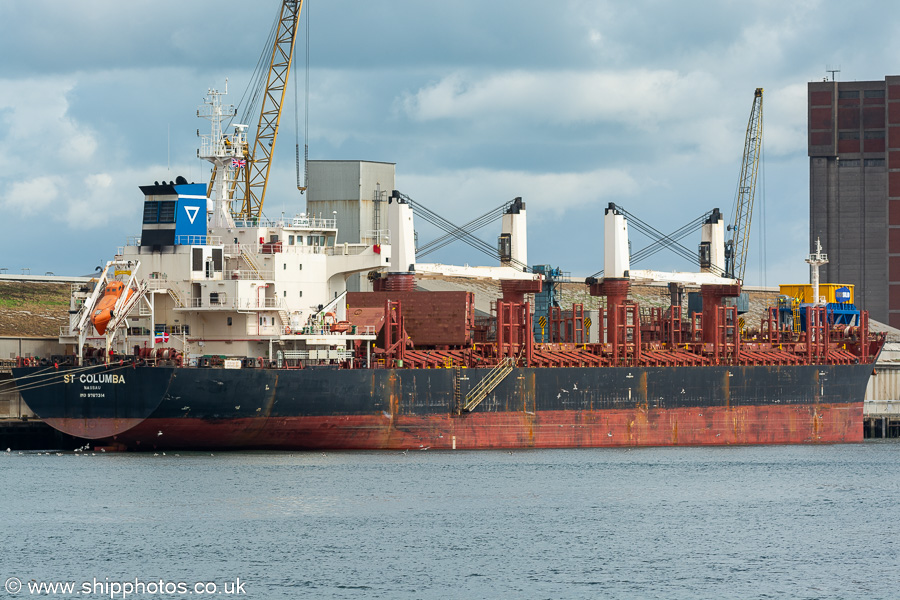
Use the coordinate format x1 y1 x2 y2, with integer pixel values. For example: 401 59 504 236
778 283 854 304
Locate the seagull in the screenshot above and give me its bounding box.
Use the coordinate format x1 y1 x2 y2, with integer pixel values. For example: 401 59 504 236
100 448 106 453
573 383 578 391
557 393 562 399
162 452 166 456
5 448 10 453
607 432 613 437
157 431 163 437
154 453 159 457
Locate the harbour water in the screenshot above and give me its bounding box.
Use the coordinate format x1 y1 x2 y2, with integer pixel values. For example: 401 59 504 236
3 442 900 599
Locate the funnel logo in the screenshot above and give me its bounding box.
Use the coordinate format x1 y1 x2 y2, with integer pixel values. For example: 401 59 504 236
185 205 200 224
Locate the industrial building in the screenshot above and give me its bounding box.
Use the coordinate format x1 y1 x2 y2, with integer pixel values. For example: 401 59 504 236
808 75 900 328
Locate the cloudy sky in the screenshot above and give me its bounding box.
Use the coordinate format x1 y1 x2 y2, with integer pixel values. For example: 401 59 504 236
1 0 897 284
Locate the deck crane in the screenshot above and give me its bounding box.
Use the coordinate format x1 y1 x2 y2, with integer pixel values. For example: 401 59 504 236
725 87 764 281
207 1 304 219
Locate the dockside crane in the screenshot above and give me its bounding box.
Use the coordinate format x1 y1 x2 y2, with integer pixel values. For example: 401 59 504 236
207 0 304 219
725 87 763 282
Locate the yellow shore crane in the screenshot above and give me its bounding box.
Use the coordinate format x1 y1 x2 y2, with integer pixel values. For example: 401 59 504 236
207 0 304 219
725 87 764 282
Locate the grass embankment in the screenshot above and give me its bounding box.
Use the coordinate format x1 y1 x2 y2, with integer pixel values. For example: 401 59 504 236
0 282 70 337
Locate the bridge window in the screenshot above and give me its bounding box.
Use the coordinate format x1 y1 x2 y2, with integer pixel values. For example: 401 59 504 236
142 202 159 224
158 201 176 223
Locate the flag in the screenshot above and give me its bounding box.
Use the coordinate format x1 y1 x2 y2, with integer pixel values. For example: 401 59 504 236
232 159 246 168
155 331 169 343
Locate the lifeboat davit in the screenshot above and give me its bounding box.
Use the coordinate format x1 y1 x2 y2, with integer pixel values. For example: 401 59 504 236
91 281 133 335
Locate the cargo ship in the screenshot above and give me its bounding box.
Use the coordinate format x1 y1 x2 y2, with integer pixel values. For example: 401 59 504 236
8 78 885 451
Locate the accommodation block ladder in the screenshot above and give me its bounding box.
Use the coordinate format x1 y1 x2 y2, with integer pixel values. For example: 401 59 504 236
461 357 516 413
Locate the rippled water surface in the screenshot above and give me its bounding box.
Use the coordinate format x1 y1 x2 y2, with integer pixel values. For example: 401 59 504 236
3 442 900 599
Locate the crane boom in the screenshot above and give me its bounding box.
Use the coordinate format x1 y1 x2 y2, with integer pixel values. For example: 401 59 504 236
235 0 303 219
727 87 763 282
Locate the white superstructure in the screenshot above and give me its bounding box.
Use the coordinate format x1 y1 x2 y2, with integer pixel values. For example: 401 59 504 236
62 85 391 366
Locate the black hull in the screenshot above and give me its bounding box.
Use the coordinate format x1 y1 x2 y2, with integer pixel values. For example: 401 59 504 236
10 363 874 450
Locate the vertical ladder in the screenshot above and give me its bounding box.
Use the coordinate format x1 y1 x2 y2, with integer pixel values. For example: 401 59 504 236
792 298 801 334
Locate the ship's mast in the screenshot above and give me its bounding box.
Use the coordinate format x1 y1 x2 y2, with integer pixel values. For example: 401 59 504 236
806 237 828 305
198 80 245 229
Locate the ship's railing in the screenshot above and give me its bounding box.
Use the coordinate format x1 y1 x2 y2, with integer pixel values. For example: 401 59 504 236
283 324 377 336
224 269 274 281
282 348 355 361
232 216 337 230
186 296 285 310
249 297 284 309
223 242 335 256
120 235 225 248
268 244 329 255
360 230 390 245
323 244 376 257
174 235 223 246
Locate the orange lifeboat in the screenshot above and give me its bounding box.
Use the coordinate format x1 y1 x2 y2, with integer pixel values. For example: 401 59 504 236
90 281 133 335
330 320 352 333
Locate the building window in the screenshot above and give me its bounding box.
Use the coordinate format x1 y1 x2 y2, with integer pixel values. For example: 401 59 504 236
299 290 303 297
865 89 886 99
838 131 859 140
288 235 295 245
283 263 287 270
838 90 859 99
838 159 861 168
864 130 885 139
284 290 287 297
227 317 233 326
865 158 885 167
